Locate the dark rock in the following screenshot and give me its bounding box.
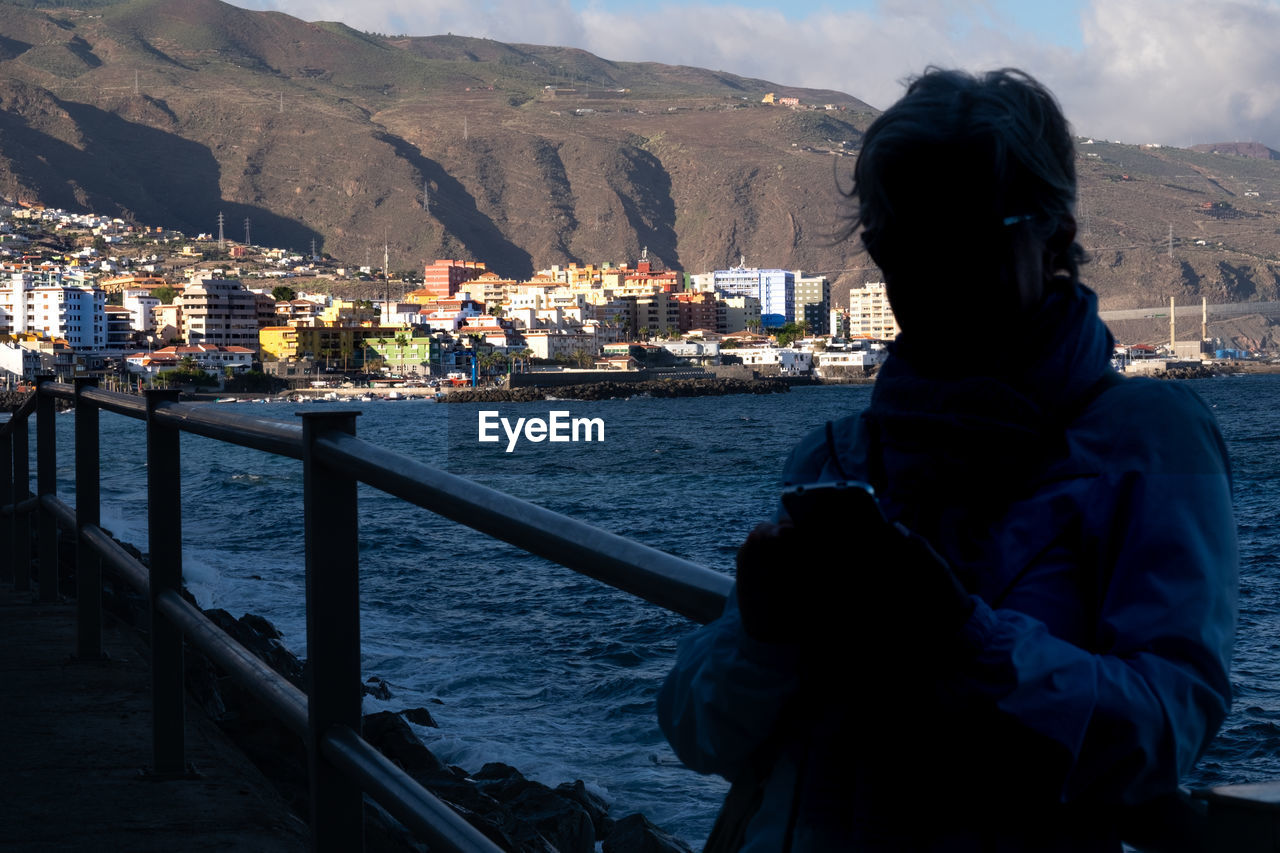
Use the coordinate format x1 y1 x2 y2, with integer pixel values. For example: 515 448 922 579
442 376 790 403
0 390 30 412
508 785 595 853
443 386 545 403
399 706 439 728
417 769 556 852
241 612 283 639
204 609 306 690
1163 365 1220 379
364 675 393 700
556 779 615 839
603 813 696 853
361 711 445 775
473 762 533 800
471 764 594 853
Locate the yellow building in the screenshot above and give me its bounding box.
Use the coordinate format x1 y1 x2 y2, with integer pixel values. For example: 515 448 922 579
258 326 299 361
260 323 406 366
405 288 439 306
319 300 380 326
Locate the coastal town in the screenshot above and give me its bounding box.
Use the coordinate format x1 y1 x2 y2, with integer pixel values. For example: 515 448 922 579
0 199 1262 397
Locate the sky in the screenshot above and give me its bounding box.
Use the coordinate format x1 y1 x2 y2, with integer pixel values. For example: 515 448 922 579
230 0 1280 149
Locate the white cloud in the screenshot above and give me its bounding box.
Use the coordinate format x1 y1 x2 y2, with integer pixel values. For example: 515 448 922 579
1066 0 1280 146
231 0 1280 147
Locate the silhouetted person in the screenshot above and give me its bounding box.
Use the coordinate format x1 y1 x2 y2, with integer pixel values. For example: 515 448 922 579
659 68 1236 852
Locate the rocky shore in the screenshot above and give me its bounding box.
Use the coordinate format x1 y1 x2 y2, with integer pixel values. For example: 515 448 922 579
0 389 33 411
184 608 692 853
71 531 693 853
444 376 790 403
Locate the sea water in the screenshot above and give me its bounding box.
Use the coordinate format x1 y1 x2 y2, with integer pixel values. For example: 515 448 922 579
45 376 1280 845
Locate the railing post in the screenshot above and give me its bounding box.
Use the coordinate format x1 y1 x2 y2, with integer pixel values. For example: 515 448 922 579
36 376 58 602
74 377 102 660
147 389 185 774
0 425 11 583
12 403 32 592
300 411 363 853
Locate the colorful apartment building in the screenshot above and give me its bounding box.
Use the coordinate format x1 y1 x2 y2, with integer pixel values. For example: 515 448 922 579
420 259 488 300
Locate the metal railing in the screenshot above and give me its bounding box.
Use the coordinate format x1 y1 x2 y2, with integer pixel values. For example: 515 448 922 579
0 377 733 853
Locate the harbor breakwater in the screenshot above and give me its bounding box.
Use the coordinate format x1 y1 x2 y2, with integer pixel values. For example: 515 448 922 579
444 376 791 403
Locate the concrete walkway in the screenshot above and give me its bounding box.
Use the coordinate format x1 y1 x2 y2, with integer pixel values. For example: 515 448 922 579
0 583 309 852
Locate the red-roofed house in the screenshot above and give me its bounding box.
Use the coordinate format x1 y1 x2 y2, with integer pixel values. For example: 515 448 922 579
125 344 255 378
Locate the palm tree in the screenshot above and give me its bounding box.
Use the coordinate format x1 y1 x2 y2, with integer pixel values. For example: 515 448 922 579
507 347 534 373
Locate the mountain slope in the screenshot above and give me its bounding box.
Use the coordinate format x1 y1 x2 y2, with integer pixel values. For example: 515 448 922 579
1 0 1279 312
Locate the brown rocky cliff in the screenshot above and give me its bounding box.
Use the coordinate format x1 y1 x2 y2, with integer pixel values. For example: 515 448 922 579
2 0 1280 312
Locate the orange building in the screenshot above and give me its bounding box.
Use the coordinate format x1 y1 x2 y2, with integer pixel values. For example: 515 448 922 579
421 259 487 299
674 292 719 333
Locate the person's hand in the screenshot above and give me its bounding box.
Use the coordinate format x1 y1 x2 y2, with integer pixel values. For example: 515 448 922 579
733 515 973 649
734 521 810 644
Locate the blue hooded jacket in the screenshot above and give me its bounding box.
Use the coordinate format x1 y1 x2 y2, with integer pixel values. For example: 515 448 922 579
658 284 1237 851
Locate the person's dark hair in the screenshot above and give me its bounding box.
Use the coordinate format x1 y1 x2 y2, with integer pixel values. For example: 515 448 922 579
846 67 1084 283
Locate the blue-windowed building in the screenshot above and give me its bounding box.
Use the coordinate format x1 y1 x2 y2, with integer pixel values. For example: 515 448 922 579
712 266 794 328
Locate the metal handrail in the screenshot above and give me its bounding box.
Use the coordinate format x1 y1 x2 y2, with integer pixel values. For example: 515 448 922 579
317 430 732 623
0 379 732 853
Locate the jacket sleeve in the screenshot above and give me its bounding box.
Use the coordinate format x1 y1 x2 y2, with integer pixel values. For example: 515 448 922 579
655 426 834 779
947 381 1237 805
657 592 803 780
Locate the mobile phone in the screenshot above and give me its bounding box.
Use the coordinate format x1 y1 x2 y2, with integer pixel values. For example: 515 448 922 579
780 479 886 528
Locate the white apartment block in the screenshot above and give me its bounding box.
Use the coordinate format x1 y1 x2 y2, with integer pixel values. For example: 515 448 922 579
734 346 812 375
813 345 887 378
122 289 160 333
0 270 106 351
687 272 717 293
505 286 588 329
179 277 260 351
848 282 900 340
521 328 601 361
